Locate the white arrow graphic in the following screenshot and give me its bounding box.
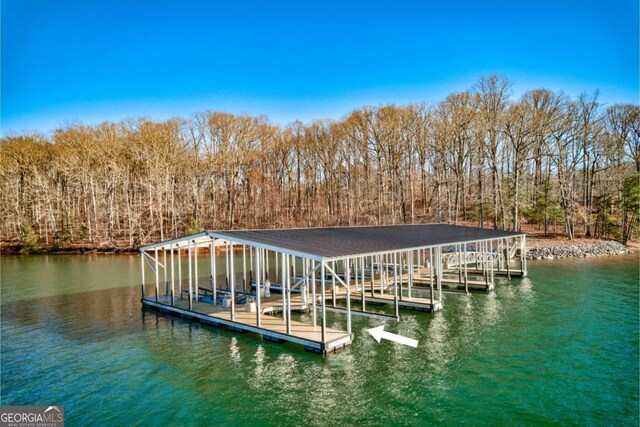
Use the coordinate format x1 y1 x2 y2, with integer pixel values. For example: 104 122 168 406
368 325 418 348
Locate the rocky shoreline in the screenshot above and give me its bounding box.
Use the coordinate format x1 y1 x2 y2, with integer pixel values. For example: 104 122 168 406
526 241 637 260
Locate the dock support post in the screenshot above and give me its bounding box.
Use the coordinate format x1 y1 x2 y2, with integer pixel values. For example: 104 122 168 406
408 251 413 299
255 246 261 327
520 235 527 276
436 247 443 304
214 237 216 305
170 244 175 306
311 259 317 325
429 247 435 311
285 253 291 324
194 241 199 302
154 248 159 302
505 238 511 279
331 260 336 307
287 255 292 334
212 239 217 305
321 261 326 344
380 254 386 295
458 244 463 284
484 241 489 287
370 255 375 297
187 242 193 310
464 243 469 293
490 240 495 285
140 252 145 299
163 248 168 296
393 252 399 318
178 246 182 300
361 256 365 311
398 252 403 301
346 259 352 335
242 244 247 292
230 242 235 321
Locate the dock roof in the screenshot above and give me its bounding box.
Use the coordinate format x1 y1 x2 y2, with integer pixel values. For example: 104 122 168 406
141 224 525 260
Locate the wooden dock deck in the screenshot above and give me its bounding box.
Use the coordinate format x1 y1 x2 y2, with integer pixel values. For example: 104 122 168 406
142 296 352 354
327 285 443 312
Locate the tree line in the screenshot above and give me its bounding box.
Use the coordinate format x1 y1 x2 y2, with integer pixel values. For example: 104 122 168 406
1 75 639 251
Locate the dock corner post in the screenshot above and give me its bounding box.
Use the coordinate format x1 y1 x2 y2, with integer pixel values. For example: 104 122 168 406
255 245 261 328
140 251 145 300
320 261 326 344
188 240 193 310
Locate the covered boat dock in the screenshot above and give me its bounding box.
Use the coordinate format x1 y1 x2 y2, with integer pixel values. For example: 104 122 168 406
139 224 526 354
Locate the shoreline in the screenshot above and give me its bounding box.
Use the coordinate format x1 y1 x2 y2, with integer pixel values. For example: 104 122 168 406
3 238 638 260
525 241 637 260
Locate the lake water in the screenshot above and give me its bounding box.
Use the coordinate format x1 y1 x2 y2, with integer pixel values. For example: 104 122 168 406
1 253 638 425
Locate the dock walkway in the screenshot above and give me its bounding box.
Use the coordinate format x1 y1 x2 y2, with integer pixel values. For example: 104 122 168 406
143 296 352 354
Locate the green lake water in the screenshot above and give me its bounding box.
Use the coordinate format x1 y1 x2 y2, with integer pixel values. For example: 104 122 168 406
1 253 638 426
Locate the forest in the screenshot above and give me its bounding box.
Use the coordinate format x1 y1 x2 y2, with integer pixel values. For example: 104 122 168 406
1 75 639 252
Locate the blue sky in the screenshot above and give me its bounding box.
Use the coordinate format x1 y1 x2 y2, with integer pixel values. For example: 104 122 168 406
2 0 638 135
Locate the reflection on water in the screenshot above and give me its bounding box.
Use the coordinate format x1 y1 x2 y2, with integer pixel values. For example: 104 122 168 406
1 254 638 425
